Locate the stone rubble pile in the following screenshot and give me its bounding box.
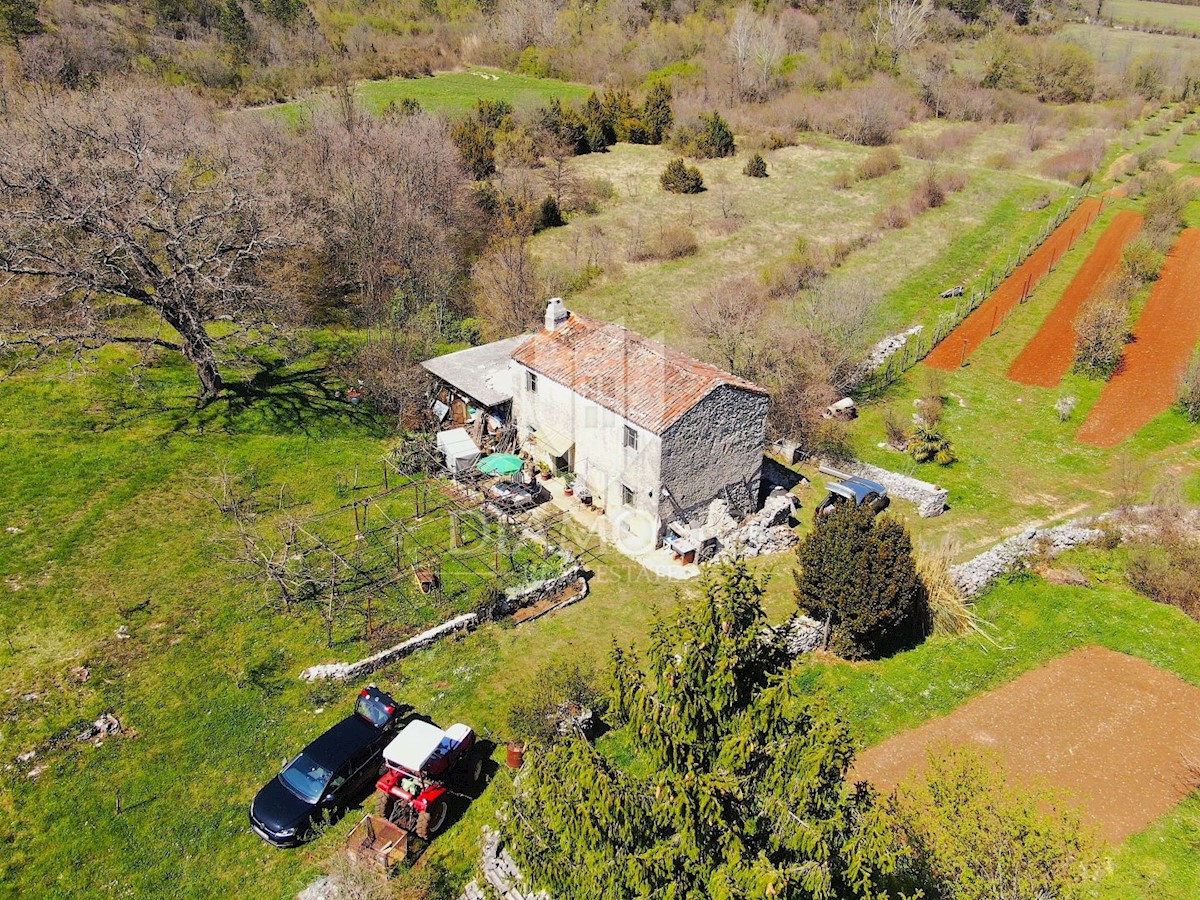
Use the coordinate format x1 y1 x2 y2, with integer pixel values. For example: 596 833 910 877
714 491 801 561
777 616 826 655
76 713 123 744
841 460 949 518
864 325 923 371
460 827 551 900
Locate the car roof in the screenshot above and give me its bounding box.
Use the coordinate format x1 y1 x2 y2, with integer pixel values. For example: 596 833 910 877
302 714 379 770
827 477 887 502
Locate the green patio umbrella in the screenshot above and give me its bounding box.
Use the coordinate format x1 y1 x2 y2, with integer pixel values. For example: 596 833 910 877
477 453 524 476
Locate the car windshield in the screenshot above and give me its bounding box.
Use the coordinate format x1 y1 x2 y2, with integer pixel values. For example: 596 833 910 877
279 753 332 804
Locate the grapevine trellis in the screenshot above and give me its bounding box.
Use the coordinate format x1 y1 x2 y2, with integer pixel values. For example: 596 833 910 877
230 440 599 648
868 186 1096 392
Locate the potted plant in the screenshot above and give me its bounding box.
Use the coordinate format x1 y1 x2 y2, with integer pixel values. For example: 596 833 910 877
538 461 551 481
563 472 576 497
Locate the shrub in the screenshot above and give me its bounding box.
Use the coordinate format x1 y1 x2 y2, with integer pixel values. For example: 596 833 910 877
763 235 827 296
917 542 980 637
889 749 1100 900
538 196 565 230
660 158 704 194
874 202 911 231
1073 288 1130 379
794 504 923 659
1039 137 1105 186
907 424 956 465
832 169 855 190
1127 515 1200 621
506 659 602 746
1178 351 1200 424
672 111 736 159
883 405 909 449
1120 239 1164 283
856 146 902 181
1055 395 1077 422
642 224 699 260
742 153 768 178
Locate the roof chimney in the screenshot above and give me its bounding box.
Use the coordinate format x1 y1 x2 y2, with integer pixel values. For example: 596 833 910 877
545 297 569 332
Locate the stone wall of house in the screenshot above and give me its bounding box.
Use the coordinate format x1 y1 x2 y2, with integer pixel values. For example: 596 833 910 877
511 360 663 544
660 384 770 527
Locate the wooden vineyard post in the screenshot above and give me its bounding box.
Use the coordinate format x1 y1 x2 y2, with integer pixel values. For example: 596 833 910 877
327 557 337 649
960 337 968 368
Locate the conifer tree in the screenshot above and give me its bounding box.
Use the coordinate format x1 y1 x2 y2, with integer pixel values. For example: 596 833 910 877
641 81 674 145
0 0 42 48
503 557 897 899
795 503 924 659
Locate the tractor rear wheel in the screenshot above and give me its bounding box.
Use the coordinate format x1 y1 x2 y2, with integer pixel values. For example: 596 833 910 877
375 793 395 820
415 797 448 840
467 749 484 786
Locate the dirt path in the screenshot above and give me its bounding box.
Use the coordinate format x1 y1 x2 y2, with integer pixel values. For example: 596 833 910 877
1007 211 1144 387
850 646 1200 844
925 198 1104 371
1077 228 1200 447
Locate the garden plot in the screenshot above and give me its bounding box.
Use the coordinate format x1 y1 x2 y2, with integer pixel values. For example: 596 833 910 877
850 645 1200 844
1008 210 1144 388
924 198 1103 370
1078 228 1200 447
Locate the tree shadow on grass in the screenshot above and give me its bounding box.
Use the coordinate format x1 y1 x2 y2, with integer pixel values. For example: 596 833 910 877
164 361 392 439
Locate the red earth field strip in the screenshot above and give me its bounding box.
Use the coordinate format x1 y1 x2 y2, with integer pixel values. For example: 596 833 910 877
1007 210 1144 388
1077 228 1200 448
924 197 1104 371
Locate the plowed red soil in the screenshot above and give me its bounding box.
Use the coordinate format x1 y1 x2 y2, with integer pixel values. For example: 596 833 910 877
1007 211 1144 387
1078 228 1200 447
925 198 1104 371
850 646 1200 844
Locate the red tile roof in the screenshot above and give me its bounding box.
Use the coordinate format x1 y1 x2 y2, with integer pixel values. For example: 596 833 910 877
511 313 767 434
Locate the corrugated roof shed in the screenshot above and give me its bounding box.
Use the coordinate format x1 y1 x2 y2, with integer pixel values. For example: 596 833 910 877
511 313 767 434
421 336 527 408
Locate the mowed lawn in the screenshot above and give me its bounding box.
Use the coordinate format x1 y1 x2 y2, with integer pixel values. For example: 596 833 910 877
255 67 592 124
1104 0 1200 35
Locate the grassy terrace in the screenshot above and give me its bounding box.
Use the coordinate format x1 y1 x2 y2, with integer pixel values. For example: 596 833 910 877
1103 0 1200 35
255 68 592 124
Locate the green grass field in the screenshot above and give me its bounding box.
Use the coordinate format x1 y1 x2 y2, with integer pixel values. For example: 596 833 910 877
256 67 592 125
6 78 1200 900
531 124 1091 349
1062 22 1200 71
1104 0 1200 35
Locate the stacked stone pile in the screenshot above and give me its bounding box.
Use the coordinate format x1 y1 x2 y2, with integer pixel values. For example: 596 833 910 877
459 827 551 900
949 522 1104 597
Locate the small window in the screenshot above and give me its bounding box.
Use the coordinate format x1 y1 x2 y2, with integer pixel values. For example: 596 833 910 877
623 425 638 450
621 484 634 506
526 371 538 392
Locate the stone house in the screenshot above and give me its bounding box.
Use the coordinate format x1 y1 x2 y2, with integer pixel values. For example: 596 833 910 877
509 299 770 550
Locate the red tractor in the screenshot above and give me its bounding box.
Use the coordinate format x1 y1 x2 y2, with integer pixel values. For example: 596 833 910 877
374 719 484 839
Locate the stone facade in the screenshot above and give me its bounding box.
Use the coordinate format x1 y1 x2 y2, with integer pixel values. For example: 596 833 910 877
511 363 768 544
660 384 770 526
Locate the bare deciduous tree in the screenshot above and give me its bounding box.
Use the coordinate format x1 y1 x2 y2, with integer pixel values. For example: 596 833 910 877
294 107 475 334
795 273 882 392
688 275 769 377
872 0 930 68
0 82 291 403
727 5 786 102
473 232 544 338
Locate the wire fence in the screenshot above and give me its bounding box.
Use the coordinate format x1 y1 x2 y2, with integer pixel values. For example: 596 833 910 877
865 186 1095 393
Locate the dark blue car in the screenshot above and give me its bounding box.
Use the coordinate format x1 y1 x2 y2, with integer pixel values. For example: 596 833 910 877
250 686 400 847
